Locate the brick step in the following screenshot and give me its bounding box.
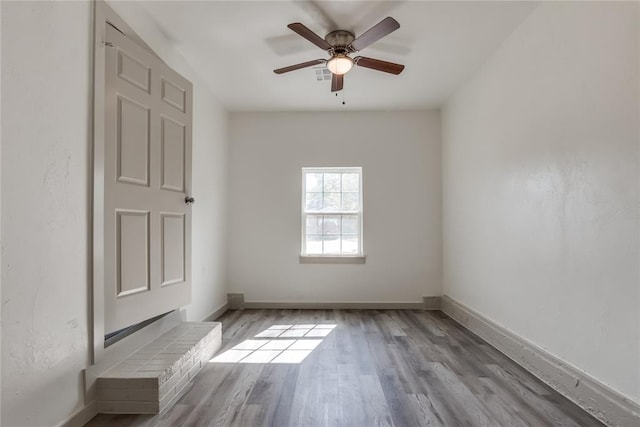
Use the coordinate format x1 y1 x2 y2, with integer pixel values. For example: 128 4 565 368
97 322 221 414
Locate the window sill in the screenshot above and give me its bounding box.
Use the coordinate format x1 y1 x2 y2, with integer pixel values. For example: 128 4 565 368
299 255 367 264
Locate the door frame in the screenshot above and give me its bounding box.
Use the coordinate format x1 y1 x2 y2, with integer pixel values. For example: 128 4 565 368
86 0 182 395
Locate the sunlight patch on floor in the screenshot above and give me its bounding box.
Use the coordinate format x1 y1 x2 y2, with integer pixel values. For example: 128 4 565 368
210 324 336 364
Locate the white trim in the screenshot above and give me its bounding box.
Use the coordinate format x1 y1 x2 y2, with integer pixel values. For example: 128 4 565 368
60 401 98 427
92 0 107 368
242 301 424 310
301 167 364 257
299 255 366 264
224 293 428 310
303 210 360 216
300 167 362 173
0 0 3 416
202 302 229 321
441 295 640 427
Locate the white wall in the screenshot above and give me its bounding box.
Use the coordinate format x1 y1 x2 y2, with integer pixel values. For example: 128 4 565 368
0 1 228 425
188 88 228 321
228 111 441 303
442 1 639 403
1 2 92 425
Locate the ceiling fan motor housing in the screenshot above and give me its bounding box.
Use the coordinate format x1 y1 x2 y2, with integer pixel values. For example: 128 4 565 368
325 30 356 50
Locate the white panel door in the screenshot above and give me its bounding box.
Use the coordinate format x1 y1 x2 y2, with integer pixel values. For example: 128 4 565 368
104 25 192 334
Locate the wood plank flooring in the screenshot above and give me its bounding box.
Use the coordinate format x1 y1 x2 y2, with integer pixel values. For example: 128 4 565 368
87 309 603 427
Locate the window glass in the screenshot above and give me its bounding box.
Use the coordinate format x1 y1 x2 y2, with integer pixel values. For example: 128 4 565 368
301 168 362 256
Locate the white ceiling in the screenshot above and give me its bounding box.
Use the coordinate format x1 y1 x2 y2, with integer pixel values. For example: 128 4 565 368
117 1 538 111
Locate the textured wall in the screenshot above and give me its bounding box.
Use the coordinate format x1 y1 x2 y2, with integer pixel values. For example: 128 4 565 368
443 2 639 402
228 111 442 303
1 2 92 425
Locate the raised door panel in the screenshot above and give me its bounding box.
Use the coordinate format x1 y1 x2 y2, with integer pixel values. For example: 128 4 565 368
161 213 185 286
117 50 151 93
116 210 150 297
160 117 185 192
161 78 186 112
117 97 150 186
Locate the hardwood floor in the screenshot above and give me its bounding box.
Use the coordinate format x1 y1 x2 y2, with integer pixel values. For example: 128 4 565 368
87 309 603 427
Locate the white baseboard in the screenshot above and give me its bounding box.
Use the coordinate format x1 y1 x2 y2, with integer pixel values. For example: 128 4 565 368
441 295 640 427
226 293 441 310
242 301 424 309
60 401 98 427
202 302 228 321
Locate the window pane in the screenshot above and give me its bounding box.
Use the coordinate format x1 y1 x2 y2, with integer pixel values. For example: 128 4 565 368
305 215 322 234
322 216 340 235
341 235 359 254
323 192 340 211
342 173 359 192
342 215 359 234
323 234 341 254
324 173 340 192
306 173 323 192
305 192 322 211
341 192 359 211
305 234 323 254
302 168 362 256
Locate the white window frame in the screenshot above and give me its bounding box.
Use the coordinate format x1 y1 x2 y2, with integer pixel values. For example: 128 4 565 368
300 167 366 263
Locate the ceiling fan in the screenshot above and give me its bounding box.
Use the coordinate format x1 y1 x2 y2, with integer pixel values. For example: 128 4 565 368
273 17 405 92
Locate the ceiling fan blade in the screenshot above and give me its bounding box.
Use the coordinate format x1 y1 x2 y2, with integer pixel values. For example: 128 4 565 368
288 23 332 50
274 59 326 74
331 73 344 92
355 56 405 75
351 17 400 51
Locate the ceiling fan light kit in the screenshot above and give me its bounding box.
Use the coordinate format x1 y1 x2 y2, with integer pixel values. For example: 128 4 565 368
326 55 353 75
273 17 405 92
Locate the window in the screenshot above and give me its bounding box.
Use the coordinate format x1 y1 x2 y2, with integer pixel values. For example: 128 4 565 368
301 167 363 259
